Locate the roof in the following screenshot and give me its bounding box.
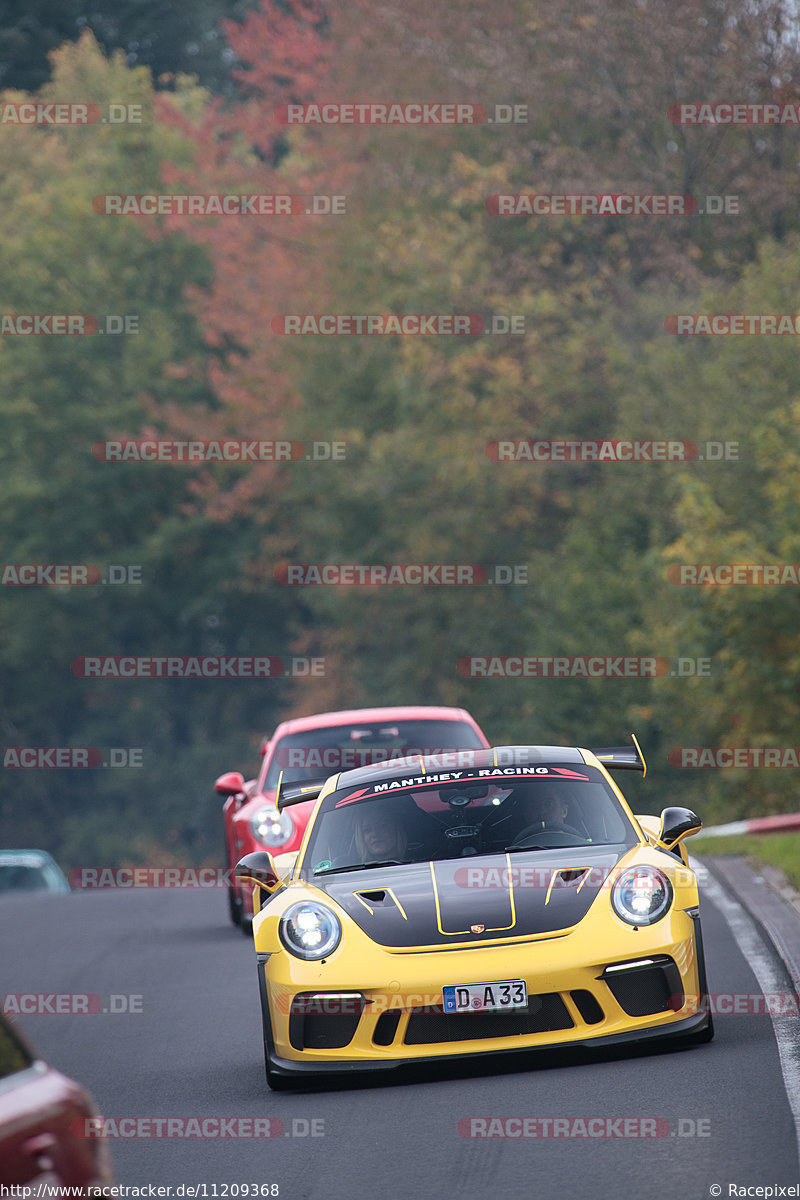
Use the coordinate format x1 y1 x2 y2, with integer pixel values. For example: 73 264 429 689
0 849 57 865
271 705 484 737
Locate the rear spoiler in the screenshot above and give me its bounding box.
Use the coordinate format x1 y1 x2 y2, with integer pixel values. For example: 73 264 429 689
275 772 331 811
589 733 646 777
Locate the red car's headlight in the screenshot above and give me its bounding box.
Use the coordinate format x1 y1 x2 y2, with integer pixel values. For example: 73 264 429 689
249 806 294 848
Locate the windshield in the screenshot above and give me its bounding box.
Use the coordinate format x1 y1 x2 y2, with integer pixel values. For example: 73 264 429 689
264 719 485 788
301 763 637 876
0 863 53 891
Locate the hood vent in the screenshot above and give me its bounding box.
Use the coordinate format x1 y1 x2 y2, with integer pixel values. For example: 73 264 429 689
354 888 408 919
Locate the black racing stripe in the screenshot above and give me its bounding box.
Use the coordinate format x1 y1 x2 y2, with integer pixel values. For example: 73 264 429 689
315 848 628 947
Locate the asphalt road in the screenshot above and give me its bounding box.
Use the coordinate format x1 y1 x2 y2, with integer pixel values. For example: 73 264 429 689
1 883 798 1199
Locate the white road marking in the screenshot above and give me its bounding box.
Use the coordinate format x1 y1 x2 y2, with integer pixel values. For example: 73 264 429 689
700 866 800 1163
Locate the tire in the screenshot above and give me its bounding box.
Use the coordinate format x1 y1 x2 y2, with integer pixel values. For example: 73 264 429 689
684 914 715 1044
257 960 297 1090
227 883 244 928
265 1058 294 1091
684 1012 715 1044
225 830 244 928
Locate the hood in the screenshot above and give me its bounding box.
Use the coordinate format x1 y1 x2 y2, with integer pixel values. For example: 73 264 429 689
313 846 628 948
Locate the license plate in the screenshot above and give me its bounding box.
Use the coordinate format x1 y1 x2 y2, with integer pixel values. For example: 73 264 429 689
442 979 528 1013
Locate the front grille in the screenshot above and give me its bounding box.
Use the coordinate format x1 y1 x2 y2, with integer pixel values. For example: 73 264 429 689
289 993 365 1050
603 958 683 1017
372 1009 402 1046
404 993 573 1046
570 989 604 1025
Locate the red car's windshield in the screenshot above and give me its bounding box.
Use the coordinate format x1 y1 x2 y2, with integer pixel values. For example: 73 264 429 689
264 719 485 788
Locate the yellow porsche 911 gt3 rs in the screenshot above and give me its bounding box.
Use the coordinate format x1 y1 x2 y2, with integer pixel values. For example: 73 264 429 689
235 740 713 1089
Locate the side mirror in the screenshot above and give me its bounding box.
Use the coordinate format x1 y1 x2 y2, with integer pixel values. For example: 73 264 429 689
259 738 271 757
234 851 282 897
215 770 246 796
657 806 702 850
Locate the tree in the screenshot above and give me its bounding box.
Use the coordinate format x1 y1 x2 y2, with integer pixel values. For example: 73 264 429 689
0 33 299 863
0 0 262 94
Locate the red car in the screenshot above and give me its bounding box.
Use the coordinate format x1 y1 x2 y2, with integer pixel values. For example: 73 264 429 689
0 1011 113 1190
217 705 490 929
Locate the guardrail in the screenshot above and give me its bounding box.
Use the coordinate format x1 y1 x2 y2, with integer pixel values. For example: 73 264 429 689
695 812 800 838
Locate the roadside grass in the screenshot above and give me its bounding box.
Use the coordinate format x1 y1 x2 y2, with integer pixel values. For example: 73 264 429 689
693 832 800 891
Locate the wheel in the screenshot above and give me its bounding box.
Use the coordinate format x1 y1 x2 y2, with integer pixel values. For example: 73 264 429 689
256 961 296 1090
265 1058 294 1090
683 1012 715 1044
683 915 715 1044
225 831 243 928
227 883 244 928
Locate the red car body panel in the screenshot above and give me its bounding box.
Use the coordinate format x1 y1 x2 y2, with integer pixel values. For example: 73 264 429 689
0 1018 112 1188
221 706 489 924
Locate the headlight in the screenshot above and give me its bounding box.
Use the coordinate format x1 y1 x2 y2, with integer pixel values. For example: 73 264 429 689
249 806 294 848
611 866 672 926
280 902 341 960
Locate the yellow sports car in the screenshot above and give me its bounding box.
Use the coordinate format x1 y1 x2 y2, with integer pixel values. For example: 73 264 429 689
235 740 713 1089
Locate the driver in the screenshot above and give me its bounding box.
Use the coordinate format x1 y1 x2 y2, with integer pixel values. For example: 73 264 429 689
354 804 409 863
503 783 586 844
527 786 570 830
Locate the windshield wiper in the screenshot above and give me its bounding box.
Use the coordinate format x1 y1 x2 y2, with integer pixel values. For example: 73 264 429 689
313 858 403 876
505 842 582 853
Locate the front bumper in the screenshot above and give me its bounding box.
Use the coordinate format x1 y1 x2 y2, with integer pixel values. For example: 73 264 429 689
262 1005 711 1082
255 907 710 1078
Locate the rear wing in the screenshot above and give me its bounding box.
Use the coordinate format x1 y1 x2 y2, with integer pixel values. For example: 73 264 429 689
275 773 330 811
589 733 646 777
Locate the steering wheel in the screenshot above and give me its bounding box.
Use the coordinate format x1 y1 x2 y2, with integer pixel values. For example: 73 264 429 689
508 822 591 849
